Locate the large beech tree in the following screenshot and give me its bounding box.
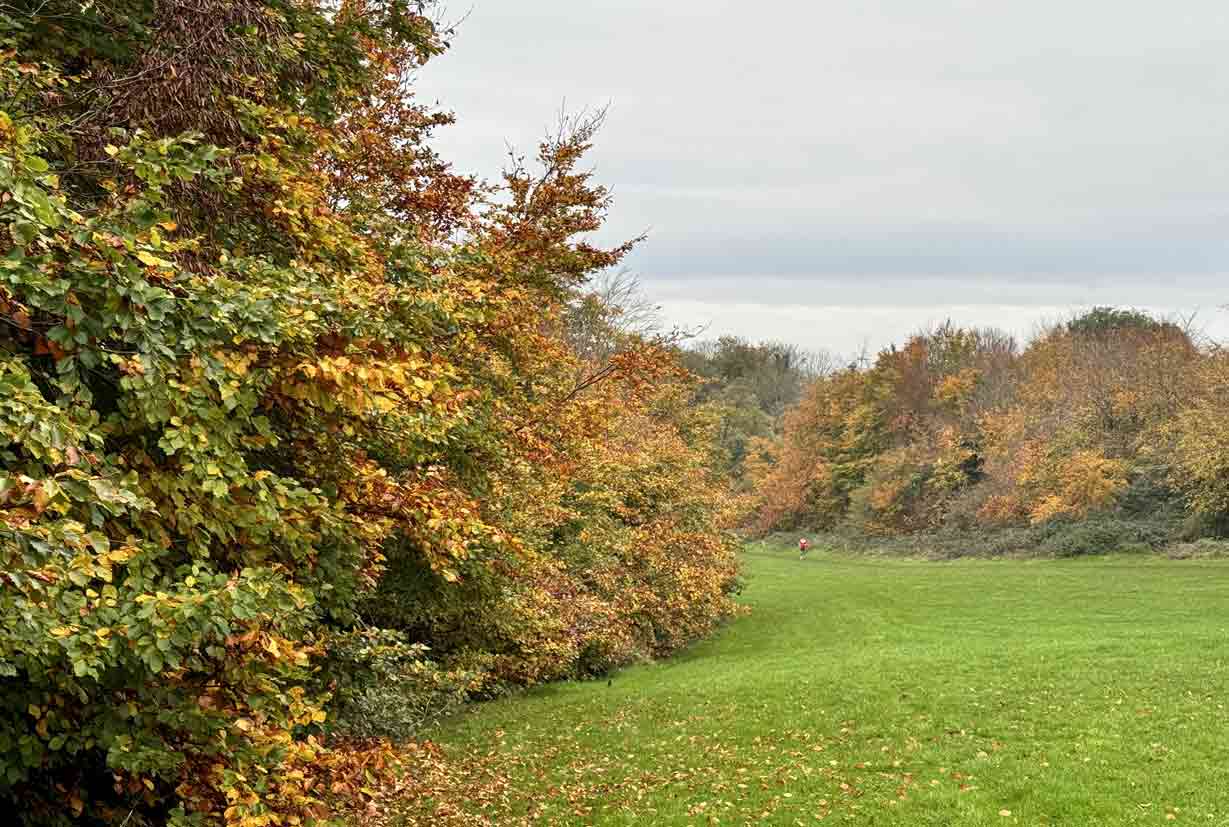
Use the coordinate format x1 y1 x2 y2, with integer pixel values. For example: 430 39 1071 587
0 3 739 824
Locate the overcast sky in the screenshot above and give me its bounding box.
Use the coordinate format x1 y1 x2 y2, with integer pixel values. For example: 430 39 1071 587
416 0 1229 357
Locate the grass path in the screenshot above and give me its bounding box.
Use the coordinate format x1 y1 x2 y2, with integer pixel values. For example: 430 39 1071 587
397 548 1229 825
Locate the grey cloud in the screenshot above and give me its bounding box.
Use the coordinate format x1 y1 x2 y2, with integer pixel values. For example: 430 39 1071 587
626 231 1229 278
418 1 1229 339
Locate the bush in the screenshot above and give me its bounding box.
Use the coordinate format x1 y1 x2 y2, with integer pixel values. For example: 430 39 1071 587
321 632 480 741
1177 509 1229 540
1038 518 1169 558
1165 538 1229 559
774 516 1178 560
1118 465 1182 519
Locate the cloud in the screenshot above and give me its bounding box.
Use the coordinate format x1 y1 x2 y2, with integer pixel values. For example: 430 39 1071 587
644 276 1229 356
417 1 1229 340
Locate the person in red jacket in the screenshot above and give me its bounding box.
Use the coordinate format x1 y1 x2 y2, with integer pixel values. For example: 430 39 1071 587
798 537 811 560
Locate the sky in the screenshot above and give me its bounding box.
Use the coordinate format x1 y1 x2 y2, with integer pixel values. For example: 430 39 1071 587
415 0 1229 358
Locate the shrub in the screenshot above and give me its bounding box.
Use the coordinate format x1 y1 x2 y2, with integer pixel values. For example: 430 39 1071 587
321 632 480 741
1165 538 1229 559
1039 518 1168 558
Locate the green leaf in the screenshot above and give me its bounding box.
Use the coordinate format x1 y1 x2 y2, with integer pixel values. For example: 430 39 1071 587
86 532 110 555
11 221 38 245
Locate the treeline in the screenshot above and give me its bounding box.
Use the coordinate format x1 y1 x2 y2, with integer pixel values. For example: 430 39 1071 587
0 3 743 825
680 336 830 485
746 307 1229 553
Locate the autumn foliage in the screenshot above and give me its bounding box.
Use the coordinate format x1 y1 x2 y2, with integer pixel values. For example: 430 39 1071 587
0 3 739 825
746 311 1218 542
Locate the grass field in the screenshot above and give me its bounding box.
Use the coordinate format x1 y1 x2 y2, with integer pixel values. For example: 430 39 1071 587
397 546 1229 826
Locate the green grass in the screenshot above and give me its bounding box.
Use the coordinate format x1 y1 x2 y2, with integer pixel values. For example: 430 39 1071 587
398 546 1229 825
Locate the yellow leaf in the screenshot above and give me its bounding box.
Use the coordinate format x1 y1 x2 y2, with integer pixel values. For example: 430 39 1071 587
108 547 135 564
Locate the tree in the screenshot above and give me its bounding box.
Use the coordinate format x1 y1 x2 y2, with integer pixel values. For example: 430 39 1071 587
744 311 1199 536
0 4 740 824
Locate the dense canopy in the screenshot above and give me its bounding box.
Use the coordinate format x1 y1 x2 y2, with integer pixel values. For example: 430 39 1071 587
0 3 741 824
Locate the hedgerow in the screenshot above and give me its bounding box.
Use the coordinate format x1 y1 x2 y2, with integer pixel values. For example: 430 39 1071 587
0 3 739 824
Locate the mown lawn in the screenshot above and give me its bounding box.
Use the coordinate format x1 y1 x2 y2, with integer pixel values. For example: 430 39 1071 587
396 546 1229 826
